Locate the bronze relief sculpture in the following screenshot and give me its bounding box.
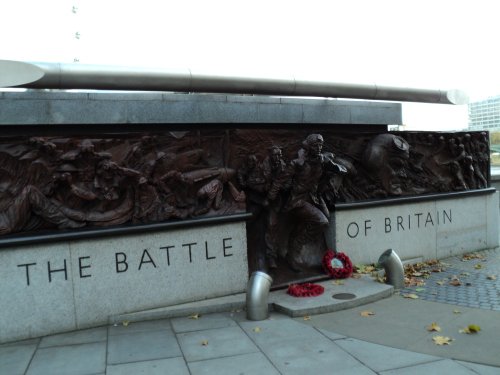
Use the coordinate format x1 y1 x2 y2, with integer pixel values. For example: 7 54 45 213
0 129 490 284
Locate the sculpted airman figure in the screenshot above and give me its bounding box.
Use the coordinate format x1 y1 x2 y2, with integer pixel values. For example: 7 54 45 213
269 134 346 271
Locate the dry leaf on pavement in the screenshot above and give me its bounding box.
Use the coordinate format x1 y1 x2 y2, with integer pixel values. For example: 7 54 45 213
333 280 345 285
449 280 462 286
487 275 497 280
453 309 462 314
433 336 453 345
122 320 130 327
402 293 419 299
427 322 441 332
201 340 209 346
474 264 483 269
459 324 481 334
360 311 375 317
253 326 262 333
462 253 485 261
189 313 201 320
303 316 311 321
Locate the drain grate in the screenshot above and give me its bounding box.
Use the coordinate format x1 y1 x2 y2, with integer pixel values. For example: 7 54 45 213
332 293 356 300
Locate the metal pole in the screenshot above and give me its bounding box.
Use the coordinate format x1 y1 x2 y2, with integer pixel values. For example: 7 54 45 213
0 60 468 104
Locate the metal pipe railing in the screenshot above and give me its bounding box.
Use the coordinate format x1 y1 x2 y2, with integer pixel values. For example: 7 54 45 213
0 60 468 105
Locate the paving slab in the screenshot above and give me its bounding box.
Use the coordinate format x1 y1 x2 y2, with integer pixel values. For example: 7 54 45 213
188 352 280 375
108 318 171 336
316 327 346 341
0 342 38 375
379 358 478 375
177 326 259 362
26 342 106 375
170 312 237 333
106 357 190 375
258 336 375 375
240 318 374 374
107 329 181 365
334 338 441 372
39 326 107 348
240 317 329 348
457 361 500 375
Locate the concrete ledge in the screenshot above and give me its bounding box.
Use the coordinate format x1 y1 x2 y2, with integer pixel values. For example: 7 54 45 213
111 293 248 325
0 90 401 125
112 275 393 323
271 276 394 317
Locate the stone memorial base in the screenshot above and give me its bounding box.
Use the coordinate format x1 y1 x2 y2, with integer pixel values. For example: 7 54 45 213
0 221 248 344
332 191 499 265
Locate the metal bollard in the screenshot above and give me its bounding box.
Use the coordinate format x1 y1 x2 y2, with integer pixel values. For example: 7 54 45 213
246 271 273 321
378 249 404 290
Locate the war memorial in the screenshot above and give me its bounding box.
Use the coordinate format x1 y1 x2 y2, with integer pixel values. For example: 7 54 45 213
0 60 498 344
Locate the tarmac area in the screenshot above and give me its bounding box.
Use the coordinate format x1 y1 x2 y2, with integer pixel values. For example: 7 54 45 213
1 248 499 375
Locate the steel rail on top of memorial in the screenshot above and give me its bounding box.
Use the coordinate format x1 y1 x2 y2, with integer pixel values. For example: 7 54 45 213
0 60 469 105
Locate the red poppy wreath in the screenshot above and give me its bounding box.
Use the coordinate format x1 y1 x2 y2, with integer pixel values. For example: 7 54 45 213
322 250 353 279
287 283 325 297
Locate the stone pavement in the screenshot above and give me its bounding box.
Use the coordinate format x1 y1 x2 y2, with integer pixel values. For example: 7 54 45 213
1 249 499 375
400 248 500 311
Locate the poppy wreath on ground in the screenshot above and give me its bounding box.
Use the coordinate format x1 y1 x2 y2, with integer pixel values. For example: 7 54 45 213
322 250 353 279
287 283 325 297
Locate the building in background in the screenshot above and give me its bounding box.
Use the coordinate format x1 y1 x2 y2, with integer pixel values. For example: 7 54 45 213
468 95 500 131
469 95 500 169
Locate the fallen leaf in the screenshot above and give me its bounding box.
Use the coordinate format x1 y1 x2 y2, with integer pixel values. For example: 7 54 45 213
253 326 262 333
376 275 386 283
433 336 453 345
360 311 375 317
487 275 497 280
303 316 311 321
427 322 442 332
468 324 481 333
449 280 462 286
459 324 481 334
462 253 485 261
122 320 130 327
189 313 201 320
474 264 483 269
333 280 345 285
415 288 426 292
355 264 377 274
351 273 362 279
201 340 209 346
436 280 445 286
402 293 419 299
405 277 426 287
453 309 462 314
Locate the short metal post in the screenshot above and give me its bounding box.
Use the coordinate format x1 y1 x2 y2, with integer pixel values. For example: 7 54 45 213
246 271 273 321
378 249 404 290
